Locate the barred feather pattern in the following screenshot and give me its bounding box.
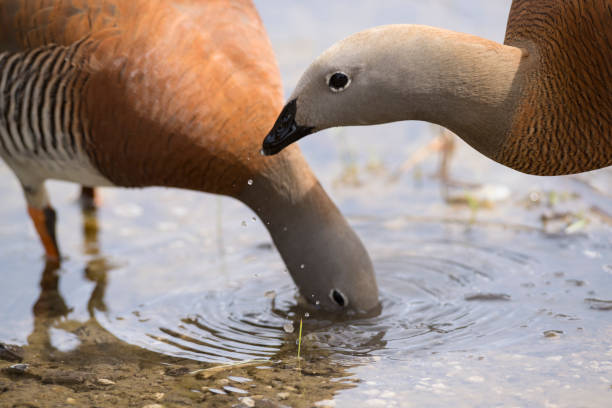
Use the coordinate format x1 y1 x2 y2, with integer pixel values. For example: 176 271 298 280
0 41 111 187
498 0 612 175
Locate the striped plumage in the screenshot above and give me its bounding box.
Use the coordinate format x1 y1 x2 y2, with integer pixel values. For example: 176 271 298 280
0 41 110 190
0 0 380 312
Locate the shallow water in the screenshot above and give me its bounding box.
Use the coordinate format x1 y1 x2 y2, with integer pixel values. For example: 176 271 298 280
1 1 612 407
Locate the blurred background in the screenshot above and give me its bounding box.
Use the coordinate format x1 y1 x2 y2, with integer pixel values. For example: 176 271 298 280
0 1 610 406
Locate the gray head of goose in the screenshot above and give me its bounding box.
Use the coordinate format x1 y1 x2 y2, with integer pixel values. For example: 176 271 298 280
262 25 419 155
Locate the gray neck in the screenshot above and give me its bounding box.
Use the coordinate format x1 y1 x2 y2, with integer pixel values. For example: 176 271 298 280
368 26 525 158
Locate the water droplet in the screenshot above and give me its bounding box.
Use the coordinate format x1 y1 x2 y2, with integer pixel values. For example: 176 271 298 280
247 179 253 186
283 322 294 333
300 264 305 269
241 221 247 227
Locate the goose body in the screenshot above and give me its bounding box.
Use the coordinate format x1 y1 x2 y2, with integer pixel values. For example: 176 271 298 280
0 0 379 312
263 0 612 175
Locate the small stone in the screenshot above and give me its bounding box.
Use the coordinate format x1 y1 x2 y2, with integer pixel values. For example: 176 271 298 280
283 322 294 333
207 388 227 395
217 378 230 385
153 392 165 401
142 405 164 408
283 385 297 392
0 343 24 362
97 378 115 386
223 385 248 394
66 398 77 405
228 376 252 383
164 366 190 377
240 397 255 407
277 392 290 400
41 370 87 385
4 363 29 374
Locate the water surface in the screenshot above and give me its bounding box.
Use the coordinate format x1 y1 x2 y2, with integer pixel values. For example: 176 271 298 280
1 1 611 407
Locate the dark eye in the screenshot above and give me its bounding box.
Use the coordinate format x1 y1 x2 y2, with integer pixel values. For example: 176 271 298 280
330 289 348 307
328 72 350 92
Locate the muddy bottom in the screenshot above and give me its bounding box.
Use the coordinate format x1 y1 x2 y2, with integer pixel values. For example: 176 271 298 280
1 318 352 408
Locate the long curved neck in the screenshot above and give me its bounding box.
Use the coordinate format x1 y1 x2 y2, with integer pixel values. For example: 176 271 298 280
380 26 527 160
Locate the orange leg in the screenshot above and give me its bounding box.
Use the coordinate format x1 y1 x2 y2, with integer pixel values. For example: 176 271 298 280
27 206 60 263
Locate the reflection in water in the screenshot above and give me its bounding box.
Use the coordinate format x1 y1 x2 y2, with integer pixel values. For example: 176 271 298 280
9 205 361 407
97 218 609 373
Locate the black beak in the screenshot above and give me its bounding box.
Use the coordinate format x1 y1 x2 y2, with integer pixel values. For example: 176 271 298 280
261 99 314 156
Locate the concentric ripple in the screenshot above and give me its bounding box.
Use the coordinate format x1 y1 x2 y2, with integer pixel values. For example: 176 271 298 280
97 220 607 363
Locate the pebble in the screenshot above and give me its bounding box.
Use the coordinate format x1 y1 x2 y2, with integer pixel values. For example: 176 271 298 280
153 392 165 401
164 366 190 377
207 388 227 395
142 405 164 408
97 378 115 386
283 322 294 334
223 385 248 394
228 376 252 383
65 398 77 405
240 397 256 407
0 343 24 362
277 392 290 400
41 370 87 385
4 363 29 374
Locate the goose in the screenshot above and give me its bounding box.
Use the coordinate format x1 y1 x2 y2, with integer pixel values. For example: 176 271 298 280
0 0 379 312
262 0 612 175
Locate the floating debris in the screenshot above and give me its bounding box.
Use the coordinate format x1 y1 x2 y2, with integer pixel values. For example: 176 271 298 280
283 322 295 333
464 293 511 302
543 330 564 338
585 298 612 311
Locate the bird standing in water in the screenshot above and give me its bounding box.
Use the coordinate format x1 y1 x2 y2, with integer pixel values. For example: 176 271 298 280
0 0 379 312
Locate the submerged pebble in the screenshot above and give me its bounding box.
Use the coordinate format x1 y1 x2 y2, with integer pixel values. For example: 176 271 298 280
283 322 294 333
240 397 256 407
223 385 248 394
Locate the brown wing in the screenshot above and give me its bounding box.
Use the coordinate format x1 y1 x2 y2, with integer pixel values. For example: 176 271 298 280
499 0 612 174
0 0 121 50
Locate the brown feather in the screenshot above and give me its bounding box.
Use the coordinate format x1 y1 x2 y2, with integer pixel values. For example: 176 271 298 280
499 0 612 174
